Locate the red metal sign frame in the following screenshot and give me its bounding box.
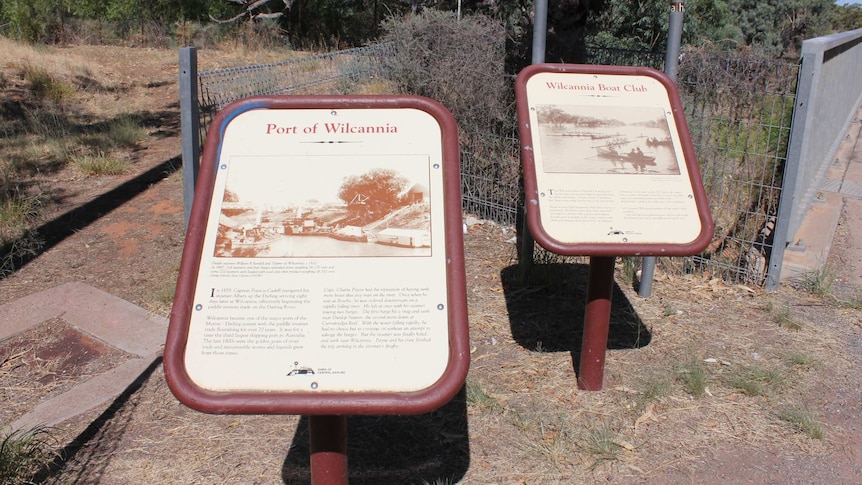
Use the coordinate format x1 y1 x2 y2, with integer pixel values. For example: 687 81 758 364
164 95 469 415
515 63 714 257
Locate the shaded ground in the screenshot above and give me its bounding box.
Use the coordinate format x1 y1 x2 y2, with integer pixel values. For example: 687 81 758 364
0 44 861 484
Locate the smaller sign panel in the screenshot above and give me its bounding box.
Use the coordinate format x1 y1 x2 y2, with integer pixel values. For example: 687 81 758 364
165 95 468 416
516 64 713 256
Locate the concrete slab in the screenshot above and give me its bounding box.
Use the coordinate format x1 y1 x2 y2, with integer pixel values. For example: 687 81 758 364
0 282 167 433
781 192 843 283
0 281 166 356
8 358 155 432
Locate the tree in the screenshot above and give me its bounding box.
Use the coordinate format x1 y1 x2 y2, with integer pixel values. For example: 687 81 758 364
585 0 837 56
0 0 68 42
211 0 290 24
833 4 862 32
587 0 752 52
727 0 835 55
685 0 743 49
223 189 240 203
587 0 669 51
338 169 409 223
284 0 406 48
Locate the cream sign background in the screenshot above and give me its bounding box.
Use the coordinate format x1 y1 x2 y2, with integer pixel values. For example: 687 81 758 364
182 107 451 393
523 71 706 246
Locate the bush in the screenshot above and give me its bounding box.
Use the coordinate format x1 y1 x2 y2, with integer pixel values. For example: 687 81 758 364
0 426 58 482
379 11 521 222
380 10 509 131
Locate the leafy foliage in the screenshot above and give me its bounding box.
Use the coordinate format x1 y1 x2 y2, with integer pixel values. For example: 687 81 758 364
588 0 670 51
0 0 233 43
834 3 862 31
587 0 842 57
0 0 66 43
729 0 835 56
0 426 58 483
0 0 854 55
338 169 409 223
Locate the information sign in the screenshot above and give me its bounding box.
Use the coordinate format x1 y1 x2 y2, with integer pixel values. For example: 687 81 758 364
516 64 713 256
165 95 469 415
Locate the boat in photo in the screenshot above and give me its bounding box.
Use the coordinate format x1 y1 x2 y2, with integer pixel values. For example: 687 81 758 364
595 145 657 172
328 225 369 243
646 136 673 147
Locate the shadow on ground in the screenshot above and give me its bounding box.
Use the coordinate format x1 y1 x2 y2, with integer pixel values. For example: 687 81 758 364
0 156 180 277
282 386 469 484
501 262 651 362
30 358 163 483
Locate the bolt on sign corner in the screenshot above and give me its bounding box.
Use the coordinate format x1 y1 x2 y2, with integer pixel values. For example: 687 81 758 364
515 63 714 257
165 95 469 416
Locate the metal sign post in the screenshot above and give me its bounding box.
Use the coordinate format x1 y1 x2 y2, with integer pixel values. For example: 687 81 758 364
515 64 713 390
639 0 688 298
164 95 469 481
309 415 348 485
577 256 616 391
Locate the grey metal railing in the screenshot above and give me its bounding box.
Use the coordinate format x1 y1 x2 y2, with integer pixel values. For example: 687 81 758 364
768 28 862 289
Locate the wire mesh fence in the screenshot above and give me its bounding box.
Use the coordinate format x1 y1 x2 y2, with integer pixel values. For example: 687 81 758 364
585 45 665 70
459 125 521 226
193 43 798 286
580 46 798 285
196 42 397 146
674 51 797 285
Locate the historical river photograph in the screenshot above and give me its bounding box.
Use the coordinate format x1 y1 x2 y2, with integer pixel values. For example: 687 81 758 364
535 104 682 175
213 155 432 258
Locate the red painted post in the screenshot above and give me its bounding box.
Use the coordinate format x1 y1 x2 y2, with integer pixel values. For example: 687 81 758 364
309 415 348 485
577 256 616 391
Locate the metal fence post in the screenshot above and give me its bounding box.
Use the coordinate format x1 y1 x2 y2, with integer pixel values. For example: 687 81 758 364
519 0 549 269
179 47 201 228
638 0 685 298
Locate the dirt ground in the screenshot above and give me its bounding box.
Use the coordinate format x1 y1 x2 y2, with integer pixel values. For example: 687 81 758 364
1 44 861 484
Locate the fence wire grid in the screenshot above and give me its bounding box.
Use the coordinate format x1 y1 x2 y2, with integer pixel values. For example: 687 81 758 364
196 43 397 145
194 43 798 286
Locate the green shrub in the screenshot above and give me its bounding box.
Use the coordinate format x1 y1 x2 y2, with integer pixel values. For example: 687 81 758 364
0 426 58 483
22 64 75 104
73 154 129 176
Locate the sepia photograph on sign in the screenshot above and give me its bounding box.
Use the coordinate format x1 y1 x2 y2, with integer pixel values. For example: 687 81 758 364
214 155 432 258
535 104 681 175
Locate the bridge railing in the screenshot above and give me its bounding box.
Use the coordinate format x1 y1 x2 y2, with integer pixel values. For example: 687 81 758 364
768 28 862 288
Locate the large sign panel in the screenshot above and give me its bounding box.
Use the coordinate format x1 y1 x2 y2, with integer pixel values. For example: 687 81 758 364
165 96 469 415
516 64 713 256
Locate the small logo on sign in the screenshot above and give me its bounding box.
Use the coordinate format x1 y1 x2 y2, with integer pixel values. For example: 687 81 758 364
287 361 316 376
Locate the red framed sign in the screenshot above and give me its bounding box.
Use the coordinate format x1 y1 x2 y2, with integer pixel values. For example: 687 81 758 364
516 64 713 256
165 95 469 415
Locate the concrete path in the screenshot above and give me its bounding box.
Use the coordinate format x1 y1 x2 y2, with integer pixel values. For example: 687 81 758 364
0 282 167 433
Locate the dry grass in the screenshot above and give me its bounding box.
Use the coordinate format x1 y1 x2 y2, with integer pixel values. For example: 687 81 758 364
0 37 107 88
72 154 130 176
0 36 168 275
0 40 860 483
440 227 852 482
